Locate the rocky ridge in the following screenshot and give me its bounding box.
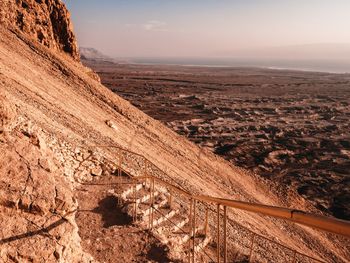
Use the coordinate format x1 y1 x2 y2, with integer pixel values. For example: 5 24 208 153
0 0 79 60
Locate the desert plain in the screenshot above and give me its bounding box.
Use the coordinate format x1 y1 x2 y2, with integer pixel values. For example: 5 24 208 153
84 60 350 220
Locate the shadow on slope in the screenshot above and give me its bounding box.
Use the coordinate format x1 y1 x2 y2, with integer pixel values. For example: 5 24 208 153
92 195 132 227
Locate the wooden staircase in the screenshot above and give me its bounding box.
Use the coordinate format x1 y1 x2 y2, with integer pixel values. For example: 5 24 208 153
118 180 212 262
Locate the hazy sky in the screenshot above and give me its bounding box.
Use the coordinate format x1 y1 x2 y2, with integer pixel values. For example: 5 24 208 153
64 0 350 58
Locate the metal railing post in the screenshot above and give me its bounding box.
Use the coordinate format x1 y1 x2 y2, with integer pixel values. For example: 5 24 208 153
151 178 155 229
217 204 221 263
188 198 193 263
133 183 137 222
223 206 227 263
117 151 122 205
169 192 173 209
118 153 123 180
143 159 147 177
148 178 152 229
117 193 122 205
192 199 196 263
204 206 209 236
249 234 256 262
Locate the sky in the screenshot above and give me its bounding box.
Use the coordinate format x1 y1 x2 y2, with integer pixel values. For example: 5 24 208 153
63 0 350 58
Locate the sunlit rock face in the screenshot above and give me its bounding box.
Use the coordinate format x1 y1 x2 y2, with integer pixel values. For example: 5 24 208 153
0 0 80 60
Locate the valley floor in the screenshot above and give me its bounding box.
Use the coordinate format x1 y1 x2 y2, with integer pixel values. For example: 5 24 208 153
84 60 350 220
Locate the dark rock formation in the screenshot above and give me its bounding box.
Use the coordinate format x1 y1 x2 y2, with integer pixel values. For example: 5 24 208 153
0 0 80 60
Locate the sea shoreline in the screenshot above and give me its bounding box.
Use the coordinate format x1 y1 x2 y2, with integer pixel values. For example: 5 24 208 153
112 58 350 74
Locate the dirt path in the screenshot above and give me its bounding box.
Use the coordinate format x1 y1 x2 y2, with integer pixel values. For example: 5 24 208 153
75 174 171 263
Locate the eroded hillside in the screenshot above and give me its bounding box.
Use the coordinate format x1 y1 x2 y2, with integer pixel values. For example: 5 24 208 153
0 1 349 262
0 0 79 60
85 61 350 221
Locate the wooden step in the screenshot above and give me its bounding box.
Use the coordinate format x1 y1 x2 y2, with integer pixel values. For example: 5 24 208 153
194 236 211 253
175 226 204 245
117 178 210 261
120 183 144 199
152 209 179 228
122 191 162 216
140 198 168 218
171 217 189 232
132 191 159 205
155 214 189 236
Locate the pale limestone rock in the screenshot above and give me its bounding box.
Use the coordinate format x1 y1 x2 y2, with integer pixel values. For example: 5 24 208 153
90 166 103 177
0 132 94 262
106 120 118 131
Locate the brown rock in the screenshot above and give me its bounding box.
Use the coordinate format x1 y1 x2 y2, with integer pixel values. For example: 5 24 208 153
39 157 58 172
0 0 80 60
91 166 103 177
0 93 16 133
0 132 92 262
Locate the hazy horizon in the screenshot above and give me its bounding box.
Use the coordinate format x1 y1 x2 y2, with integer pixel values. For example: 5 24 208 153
64 0 350 66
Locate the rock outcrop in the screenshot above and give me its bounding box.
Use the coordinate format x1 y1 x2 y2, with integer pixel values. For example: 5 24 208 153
0 0 79 60
0 110 95 262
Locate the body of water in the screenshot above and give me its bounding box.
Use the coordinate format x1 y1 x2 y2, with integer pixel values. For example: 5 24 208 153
125 57 350 74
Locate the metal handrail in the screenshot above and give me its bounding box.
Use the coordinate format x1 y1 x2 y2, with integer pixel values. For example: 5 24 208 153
130 176 342 262
130 175 350 238
195 196 350 237
90 144 350 262
91 144 190 192
224 217 324 263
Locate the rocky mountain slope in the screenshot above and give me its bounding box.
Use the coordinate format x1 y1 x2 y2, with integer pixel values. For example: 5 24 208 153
0 0 79 60
0 1 349 262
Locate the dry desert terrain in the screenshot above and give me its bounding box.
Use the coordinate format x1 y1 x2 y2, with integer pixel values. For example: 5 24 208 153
84 60 350 221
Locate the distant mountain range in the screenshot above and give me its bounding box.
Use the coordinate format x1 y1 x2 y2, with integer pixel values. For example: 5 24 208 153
80 47 111 60
80 47 131 63
81 44 350 73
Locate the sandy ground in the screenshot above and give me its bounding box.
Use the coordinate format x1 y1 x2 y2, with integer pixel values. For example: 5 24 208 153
84 60 350 221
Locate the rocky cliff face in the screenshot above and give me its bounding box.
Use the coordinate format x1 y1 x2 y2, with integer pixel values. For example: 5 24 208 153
0 0 79 60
